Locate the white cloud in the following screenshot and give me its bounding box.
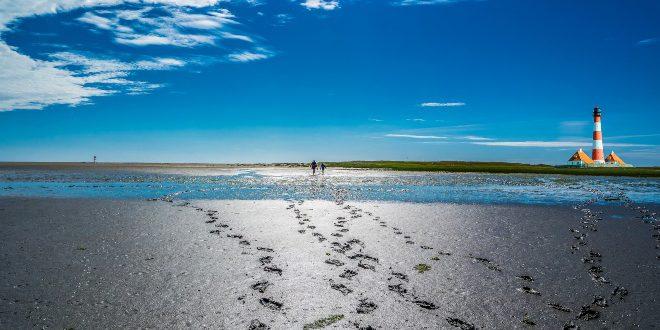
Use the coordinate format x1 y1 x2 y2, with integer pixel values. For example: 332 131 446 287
421 102 465 107
461 135 492 141
227 50 271 62
221 32 253 43
472 141 651 148
406 118 426 122
0 47 188 111
637 38 657 46
385 134 447 139
85 7 237 48
0 0 266 111
0 1 224 31
368 118 383 122
78 12 114 30
301 0 340 11
560 120 588 127
608 133 660 140
0 44 109 111
275 13 293 25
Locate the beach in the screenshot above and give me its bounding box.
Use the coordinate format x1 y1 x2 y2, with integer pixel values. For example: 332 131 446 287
1 193 658 328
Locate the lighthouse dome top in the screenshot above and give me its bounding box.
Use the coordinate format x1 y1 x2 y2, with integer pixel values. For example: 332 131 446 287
593 105 601 116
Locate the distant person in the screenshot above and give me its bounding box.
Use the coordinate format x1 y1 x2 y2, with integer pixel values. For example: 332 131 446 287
311 160 317 175
321 163 326 174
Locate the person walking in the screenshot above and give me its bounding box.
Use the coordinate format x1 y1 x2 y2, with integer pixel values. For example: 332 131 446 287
320 163 326 174
311 160 318 175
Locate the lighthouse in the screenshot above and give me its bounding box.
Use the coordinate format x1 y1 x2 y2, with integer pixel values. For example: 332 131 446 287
566 105 632 167
592 106 604 164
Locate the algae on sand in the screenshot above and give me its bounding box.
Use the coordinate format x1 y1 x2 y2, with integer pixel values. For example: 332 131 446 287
303 314 345 329
414 263 431 273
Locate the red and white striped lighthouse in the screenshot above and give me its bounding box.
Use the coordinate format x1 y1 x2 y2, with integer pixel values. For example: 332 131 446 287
592 105 604 164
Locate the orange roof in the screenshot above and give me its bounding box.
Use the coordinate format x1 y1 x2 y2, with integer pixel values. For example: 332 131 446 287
568 148 594 164
605 151 626 164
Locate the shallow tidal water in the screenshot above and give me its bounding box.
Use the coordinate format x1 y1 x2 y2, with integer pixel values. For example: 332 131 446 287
0 167 658 205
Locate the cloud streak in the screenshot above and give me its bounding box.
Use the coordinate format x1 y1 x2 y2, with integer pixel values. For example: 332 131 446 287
396 0 466 6
472 141 651 148
385 134 447 139
227 49 272 62
421 102 465 107
637 37 657 46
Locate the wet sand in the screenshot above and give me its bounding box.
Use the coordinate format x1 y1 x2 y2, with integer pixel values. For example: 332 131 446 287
0 197 658 329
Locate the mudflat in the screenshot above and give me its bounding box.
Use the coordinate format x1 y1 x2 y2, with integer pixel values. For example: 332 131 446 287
0 197 658 329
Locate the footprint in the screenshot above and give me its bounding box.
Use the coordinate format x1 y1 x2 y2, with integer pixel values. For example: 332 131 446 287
358 260 375 271
591 295 608 307
298 229 306 234
518 286 541 296
331 242 352 254
547 303 571 312
521 313 536 326
251 281 271 293
257 247 274 252
227 234 244 239
611 286 629 300
391 272 408 281
339 228 349 233
516 275 534 282
239 240 251 246
348 253 379 263
470 255 502 272
577 305 600 320
263 266 283 276
325 259 345 267
331 233 343 237
356 299 377 314
388 283 407 296
446 317 475 329
339 269 358 279
312 233 327 242
259 256 273 265
205 219 216 224
413 300 438 310
330 282 353 295
209 230 221 235
420 246 433 250
259 298 283 310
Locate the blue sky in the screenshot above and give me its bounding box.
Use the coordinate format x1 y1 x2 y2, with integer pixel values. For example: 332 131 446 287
0 0 659 165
